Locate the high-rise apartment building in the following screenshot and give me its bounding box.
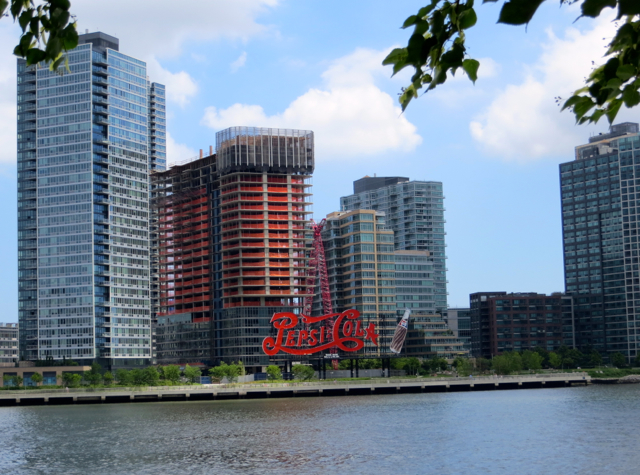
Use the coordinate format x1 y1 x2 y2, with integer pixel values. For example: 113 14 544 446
560 122 640 362
17 32 165 368
320 209 397 355
394 250 436 314
340 177 447 313
152 127 314 370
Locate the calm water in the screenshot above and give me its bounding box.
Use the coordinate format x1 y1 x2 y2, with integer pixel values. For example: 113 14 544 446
1 385 639 474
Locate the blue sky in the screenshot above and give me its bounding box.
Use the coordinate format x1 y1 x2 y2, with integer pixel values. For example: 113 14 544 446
0 0 634 320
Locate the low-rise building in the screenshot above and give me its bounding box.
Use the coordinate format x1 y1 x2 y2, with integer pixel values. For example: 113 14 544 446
0 323 18 367
446 308 471 351
470 292 564 357
406 313 468 359
1 365 91 387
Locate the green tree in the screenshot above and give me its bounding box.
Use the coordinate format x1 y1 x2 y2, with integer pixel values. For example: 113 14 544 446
237 360 246 377
115 368 131 386
292 364 315 381
266 365 282 381
476 358 491 372
61 373 81 388
208 362 241 383
454 357 472 376
226 362 241 383
183 364 202 384
611 352 627 368
30 372 43 386
492 352 523 375
13 375 24 387
589 351 603 368
533 347 550 367
209 363 227 383
404 357 421 376
424 357 448 372
521 350 543 371
129 369 147 386
163 365 181 384
145 367 160 386
383 0 640 125
102 371 114 386
548 352 562 369
84 362 102 386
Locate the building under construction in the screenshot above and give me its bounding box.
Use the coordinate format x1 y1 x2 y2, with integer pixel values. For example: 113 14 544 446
152 127 314 370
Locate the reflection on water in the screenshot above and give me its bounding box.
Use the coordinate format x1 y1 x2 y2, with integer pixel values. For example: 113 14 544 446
1 385 639 474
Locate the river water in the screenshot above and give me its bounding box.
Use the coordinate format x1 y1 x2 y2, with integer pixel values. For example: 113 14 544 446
1 384 638 474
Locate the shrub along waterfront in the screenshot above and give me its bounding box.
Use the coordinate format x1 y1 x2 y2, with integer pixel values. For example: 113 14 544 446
2 345 638 390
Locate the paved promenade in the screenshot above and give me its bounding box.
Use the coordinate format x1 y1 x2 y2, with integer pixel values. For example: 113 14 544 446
0 373 590 406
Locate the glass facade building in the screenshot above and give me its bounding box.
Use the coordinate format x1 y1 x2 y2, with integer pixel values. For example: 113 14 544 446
320 209 397 356
560 122 640 362
340 177 448 314
394 250 436 314
17 32 165 368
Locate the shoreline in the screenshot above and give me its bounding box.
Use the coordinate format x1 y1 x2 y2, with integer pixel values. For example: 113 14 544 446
0 373 590 407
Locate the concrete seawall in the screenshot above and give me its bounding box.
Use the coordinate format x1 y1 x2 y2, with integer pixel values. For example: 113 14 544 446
0 373 590 407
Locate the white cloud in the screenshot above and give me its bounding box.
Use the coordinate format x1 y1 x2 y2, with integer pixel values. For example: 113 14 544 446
146 57 198 107
201 48 422 161
72 0 279 59
470 13 619 161
167 133 198 167
71 0 278 107
231 52 248 72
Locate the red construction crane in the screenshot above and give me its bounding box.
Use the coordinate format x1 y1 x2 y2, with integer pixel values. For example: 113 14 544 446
302 219 339 369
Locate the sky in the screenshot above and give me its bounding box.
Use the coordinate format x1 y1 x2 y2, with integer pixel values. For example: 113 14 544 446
0 0 635 321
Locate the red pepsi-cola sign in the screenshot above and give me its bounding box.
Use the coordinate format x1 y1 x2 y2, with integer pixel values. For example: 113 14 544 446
262 309 379 356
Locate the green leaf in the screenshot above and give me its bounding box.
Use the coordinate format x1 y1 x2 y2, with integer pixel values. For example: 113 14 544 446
622 86 640 108
10 0 24 19
29 17 40 38
605 98 622 123
402 15 420 29
581 0 616 18
604 77 622 91
25 48 46 65
406 33 425 63
462 58 480 83
618 0 640 16
458 9 477 29
561 95 582 111
382 48 406 66
18 9 32 32
573 96 596 120
49 0 71 10
417 1 439 18
50 55 65 71
498 0 545 25
0 0 9 16
441 43 465 67
603 57 620 81
589 108 606 124
617 64 636 81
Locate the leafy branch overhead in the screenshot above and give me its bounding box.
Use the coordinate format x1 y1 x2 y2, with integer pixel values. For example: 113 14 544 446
384 0 640 125
1 0 78 70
